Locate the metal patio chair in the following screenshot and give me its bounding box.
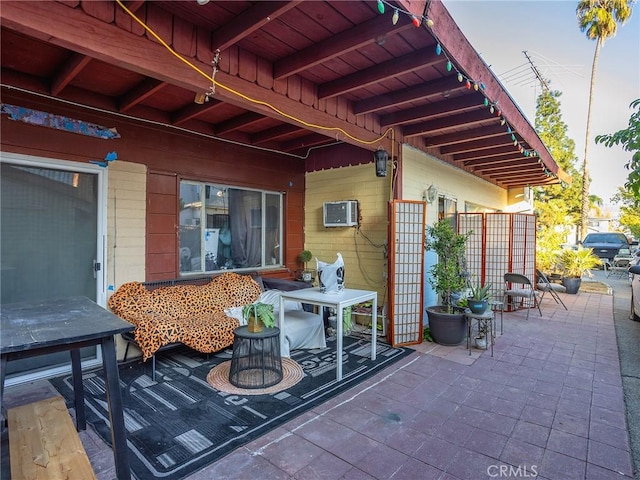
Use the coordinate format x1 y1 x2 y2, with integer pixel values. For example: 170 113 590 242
535 269 567 310
503 272 542 321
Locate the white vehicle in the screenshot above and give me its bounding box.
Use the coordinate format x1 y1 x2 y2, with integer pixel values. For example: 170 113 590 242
631 261 640 322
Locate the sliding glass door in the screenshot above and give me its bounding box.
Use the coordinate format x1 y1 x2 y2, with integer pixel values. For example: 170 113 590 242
1 153 106 384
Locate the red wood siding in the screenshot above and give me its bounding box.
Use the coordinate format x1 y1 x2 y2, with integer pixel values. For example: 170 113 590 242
1 89 307 283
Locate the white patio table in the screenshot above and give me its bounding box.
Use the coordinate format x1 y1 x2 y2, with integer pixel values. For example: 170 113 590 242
278 288 377 381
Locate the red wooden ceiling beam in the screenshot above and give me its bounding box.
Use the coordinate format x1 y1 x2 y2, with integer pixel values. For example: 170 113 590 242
274 13 414 80
354 75 462 115
403 109 491 137
318 47 443 100
424 124 509 148
380 94 480 127
213 1 301 52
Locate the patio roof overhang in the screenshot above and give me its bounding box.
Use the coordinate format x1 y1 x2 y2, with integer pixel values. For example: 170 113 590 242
0 0 569 188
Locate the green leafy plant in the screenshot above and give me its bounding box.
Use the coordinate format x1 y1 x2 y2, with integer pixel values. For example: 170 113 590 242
558 246 602 278
242 302 275 328
468 278 492 301
299 250 313 270
425 218 472 313
423 327 434 342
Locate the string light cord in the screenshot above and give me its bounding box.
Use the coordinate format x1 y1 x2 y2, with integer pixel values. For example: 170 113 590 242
374 0 556 179
115 0 392 148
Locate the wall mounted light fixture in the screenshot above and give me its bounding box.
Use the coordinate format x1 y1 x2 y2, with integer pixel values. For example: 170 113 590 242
374 148 389 177
423 184 437 203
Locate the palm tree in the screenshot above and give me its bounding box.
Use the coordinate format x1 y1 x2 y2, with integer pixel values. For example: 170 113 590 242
576 0 633 240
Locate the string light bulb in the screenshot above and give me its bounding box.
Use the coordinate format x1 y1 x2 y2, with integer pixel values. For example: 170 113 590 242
473 82 479 91
446 60 452 72
412 15 420 27
425 18 434 28
457 72 463 82
392 9 399 25
465 80 471 89
377 0 385 14
435 44 442 55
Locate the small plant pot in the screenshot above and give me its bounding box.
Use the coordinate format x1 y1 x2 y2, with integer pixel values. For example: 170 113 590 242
247 316 263 333
474 336 487 350
467 299 488 314
301 269 316 283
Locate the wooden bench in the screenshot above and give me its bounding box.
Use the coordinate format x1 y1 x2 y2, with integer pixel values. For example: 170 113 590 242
8 396 96 480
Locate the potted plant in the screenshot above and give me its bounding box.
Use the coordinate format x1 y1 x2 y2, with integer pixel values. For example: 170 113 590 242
424 218 472 345
242 302 275 333
467 278 492 314
299 249 315 283
558 246 602 294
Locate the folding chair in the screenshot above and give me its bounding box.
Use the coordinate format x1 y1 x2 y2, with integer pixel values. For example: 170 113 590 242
535 269 567 310
607 250 633 279
503 272 542 320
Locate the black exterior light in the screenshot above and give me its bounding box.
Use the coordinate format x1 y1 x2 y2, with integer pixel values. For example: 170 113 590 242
374 148 389 177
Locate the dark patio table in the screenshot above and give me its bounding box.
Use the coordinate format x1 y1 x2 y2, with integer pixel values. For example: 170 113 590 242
0 296 134 480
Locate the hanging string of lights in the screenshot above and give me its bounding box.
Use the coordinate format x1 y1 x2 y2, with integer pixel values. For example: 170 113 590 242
115 0 394 149
374 0 556 178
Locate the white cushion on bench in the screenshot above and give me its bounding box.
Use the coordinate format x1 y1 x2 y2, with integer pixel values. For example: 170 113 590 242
225 289 326 357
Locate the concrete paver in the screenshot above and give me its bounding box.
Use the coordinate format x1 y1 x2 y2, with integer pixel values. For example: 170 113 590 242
2 269 638 479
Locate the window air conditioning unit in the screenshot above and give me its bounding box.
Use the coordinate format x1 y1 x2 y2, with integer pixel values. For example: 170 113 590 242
323 201 359 227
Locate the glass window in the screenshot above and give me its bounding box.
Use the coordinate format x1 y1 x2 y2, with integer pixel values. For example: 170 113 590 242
438 196 458 229
179 182 282 274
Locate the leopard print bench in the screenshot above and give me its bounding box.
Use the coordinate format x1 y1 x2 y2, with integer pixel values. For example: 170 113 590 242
108 272 262 361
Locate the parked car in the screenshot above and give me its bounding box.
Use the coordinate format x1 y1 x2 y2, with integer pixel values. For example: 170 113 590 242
631 263 640 321
580 232 631 265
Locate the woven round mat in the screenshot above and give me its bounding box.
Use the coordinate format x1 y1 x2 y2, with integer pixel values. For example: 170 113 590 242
206 358 304 395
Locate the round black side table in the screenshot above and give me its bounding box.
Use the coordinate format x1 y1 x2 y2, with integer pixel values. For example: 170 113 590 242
228 326 283 389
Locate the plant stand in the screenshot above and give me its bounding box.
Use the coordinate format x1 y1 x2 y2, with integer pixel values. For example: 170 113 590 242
465 309 494 356
229 326 282 389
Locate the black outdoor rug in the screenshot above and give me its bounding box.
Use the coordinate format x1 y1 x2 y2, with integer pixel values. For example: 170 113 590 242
50 334 413 480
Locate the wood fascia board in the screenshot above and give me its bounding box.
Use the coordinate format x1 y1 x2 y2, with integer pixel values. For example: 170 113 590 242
274 14 414 80
427 0 563 179
354 75 462 115
318 47 443 100
212 1 300 52
380 94 480 127
0 1 390 152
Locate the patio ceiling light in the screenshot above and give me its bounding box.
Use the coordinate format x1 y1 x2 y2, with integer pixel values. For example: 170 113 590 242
374 148 389 177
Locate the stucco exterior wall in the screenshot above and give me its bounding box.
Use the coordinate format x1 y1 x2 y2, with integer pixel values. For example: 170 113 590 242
304 164 390 300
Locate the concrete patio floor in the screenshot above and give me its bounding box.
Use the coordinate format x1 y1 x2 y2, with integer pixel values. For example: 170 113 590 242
2 269 639 480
